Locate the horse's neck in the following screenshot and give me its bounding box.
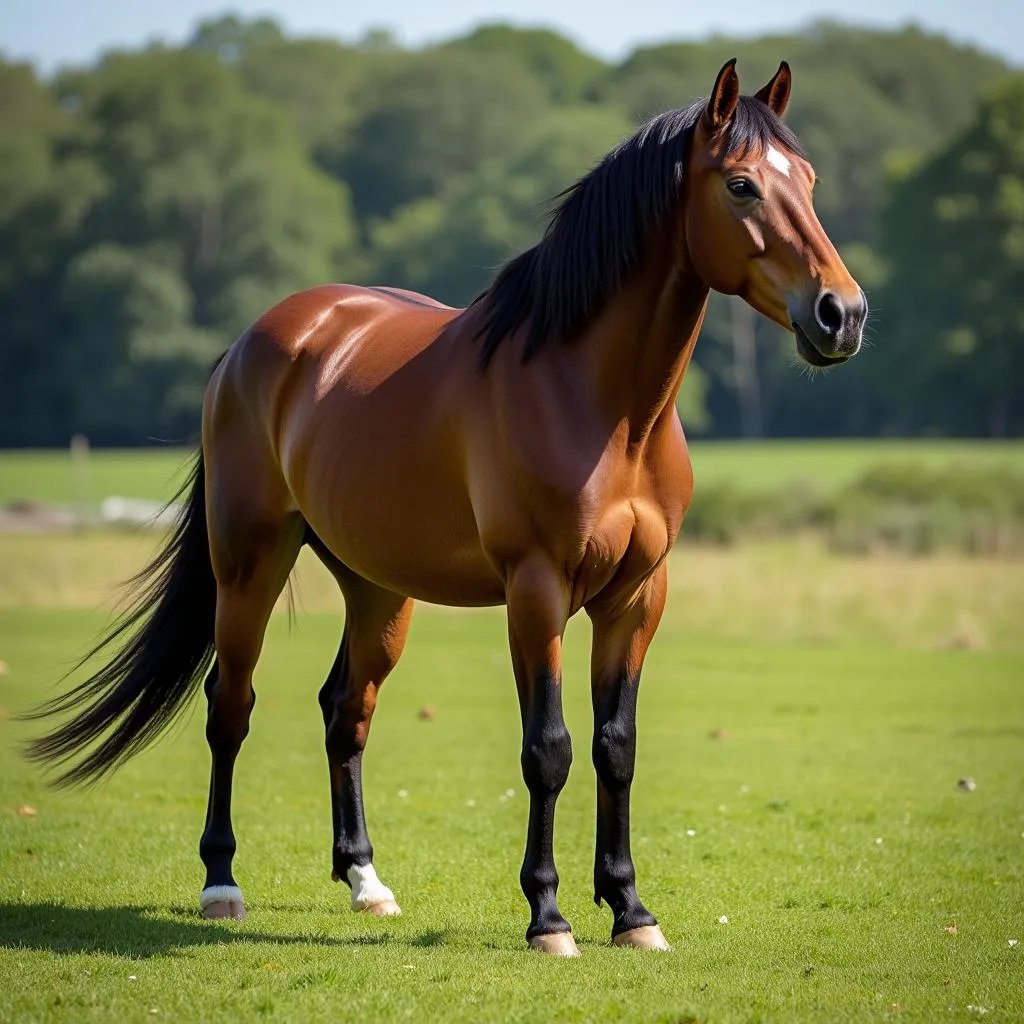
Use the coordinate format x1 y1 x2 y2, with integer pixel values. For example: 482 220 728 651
574 232 709 446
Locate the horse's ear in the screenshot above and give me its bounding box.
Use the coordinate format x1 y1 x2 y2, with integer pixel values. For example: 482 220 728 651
754 61 792 117
704 58 740 132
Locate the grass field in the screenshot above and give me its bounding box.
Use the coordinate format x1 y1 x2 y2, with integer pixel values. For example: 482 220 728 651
2 440 1023 505
1 562 1022 1020
0 447 1022 1022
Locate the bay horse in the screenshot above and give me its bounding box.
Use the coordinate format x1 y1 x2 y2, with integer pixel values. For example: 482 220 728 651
26 60 866 955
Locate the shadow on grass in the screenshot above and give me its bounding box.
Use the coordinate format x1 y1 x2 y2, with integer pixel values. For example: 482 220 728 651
0 902 449 958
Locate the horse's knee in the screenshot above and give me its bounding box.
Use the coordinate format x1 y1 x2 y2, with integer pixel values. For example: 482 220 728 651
522 722 573 795
593 716 636 789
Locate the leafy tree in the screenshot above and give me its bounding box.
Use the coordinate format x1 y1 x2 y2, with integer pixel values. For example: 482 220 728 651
187 14 285 62
0 60 104 445
50 49 359 442
236 36 384 175
443 25 607 104
341 50 547 224
877 75 1024 436
368 105 631 303
1 23 1019 445
60 242 219 438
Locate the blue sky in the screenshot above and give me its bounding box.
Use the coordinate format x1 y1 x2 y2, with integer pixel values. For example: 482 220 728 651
2 0 1021 72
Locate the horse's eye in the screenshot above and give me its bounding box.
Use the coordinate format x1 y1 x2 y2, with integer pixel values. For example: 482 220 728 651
727 178 760 200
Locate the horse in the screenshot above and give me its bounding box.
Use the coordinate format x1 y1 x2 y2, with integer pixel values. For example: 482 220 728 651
25 59 866 956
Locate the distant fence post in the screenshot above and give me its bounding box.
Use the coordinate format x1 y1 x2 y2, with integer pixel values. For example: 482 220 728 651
70 434 92 530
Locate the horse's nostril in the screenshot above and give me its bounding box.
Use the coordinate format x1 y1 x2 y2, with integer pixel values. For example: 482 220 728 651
815 291 844 335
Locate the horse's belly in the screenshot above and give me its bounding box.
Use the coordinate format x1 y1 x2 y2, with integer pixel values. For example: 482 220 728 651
286 428 505 606
326 522 506 607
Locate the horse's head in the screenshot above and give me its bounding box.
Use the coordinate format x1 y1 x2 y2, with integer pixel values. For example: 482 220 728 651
684 59 866 366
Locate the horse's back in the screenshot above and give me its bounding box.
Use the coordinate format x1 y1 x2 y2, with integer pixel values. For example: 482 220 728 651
248 283 458 364
209 283 461 427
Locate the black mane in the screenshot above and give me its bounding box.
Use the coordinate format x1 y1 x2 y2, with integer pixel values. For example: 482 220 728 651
472 95 806 367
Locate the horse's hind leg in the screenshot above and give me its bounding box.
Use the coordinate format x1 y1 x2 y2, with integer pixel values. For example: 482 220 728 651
199 468 304 919
314 554 413 915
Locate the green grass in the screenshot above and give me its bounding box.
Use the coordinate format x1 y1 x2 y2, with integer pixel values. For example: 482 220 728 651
1 443 1022 1020
688 440 1024 491
0 449 190 506
2 603 1022 1023
2 441 1023 505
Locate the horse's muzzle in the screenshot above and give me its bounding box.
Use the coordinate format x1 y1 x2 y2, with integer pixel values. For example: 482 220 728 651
792 287 867 365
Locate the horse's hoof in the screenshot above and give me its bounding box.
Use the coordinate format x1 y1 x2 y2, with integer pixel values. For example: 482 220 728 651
200 885 245 921
202 900 246 921
528 932 581 957
358 899 402 917
613 924 671 950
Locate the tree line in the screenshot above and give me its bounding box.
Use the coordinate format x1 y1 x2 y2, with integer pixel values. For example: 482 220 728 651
1 16 1021 445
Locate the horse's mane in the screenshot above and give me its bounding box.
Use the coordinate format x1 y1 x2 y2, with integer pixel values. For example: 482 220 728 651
471 95 806 367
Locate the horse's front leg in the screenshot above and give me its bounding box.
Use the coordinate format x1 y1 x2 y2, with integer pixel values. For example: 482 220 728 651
505 558 578 956
587 563 671 950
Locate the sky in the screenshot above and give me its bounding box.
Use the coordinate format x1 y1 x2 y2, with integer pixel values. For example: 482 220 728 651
1 0 1022 73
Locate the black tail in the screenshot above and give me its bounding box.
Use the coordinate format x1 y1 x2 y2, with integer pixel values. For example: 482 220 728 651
23 451 217 787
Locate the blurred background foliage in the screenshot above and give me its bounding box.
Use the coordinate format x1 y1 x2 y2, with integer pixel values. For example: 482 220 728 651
1 15 1022 446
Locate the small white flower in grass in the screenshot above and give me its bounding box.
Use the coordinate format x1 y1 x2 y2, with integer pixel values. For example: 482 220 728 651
874 837 883 845
718 915 729 924
128 975 137 981
686 829 697 837
1009 939 1019 947
506 788 515 797
398 789 408 799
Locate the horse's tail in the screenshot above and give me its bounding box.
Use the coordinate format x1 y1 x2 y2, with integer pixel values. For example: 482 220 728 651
23 451 217 787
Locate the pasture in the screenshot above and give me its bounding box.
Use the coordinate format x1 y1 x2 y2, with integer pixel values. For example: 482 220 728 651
1 440 1023 506
0 446 1022 1023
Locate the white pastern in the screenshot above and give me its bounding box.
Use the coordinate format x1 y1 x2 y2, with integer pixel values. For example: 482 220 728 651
347 862 395 911
200 884 243 908
766 145 791 177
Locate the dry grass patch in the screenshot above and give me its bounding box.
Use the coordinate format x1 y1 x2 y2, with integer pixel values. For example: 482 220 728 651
0 532 1021 651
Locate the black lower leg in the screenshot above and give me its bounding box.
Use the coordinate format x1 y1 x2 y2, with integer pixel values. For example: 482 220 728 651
593 674 657 936
198 665 254 890
520 672 573 940
319 633 373 887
